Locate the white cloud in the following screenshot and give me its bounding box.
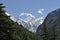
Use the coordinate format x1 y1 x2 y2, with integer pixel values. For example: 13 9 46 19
20 13 35 18
38 9 44 14
5 12 11 16
10 16 16 22
5 12 16 22
19 13 36 22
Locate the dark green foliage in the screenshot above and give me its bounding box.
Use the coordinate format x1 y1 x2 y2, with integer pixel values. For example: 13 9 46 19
0 3 42 40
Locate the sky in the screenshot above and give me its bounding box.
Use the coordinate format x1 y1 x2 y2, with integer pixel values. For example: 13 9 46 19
0 0 60 19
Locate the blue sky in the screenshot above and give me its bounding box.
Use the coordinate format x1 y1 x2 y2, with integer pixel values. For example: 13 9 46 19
0 0 60 19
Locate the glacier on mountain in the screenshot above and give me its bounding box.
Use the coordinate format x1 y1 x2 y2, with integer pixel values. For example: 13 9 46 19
5 12 44 33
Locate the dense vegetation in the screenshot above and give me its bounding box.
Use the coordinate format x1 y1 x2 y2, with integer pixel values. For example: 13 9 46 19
0 3 43 40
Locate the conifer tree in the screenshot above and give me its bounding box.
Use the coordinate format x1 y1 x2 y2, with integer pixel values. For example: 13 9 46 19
0 3 18 40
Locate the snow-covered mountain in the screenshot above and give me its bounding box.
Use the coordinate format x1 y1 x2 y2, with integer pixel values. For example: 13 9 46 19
5 12 44 33
17 17 44 33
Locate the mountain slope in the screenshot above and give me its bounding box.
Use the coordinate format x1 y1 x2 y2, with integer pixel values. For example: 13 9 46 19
0 3 42 40
36 8 60 40
17 17 44 33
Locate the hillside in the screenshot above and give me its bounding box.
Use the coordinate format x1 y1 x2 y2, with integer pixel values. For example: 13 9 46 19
0 3 42 40
36 8 60 40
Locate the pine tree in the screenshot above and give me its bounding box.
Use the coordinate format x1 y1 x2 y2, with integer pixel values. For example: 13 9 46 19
0 3 5 13
0 3 18 40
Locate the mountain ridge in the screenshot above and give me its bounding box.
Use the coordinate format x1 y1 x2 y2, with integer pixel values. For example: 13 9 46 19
36 8 60 40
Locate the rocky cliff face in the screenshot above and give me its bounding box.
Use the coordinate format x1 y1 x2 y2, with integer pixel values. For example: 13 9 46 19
36 8 60 40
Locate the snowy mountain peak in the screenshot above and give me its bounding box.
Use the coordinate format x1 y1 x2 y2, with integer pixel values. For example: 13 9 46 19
5 12 44 33
17 17 44 33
